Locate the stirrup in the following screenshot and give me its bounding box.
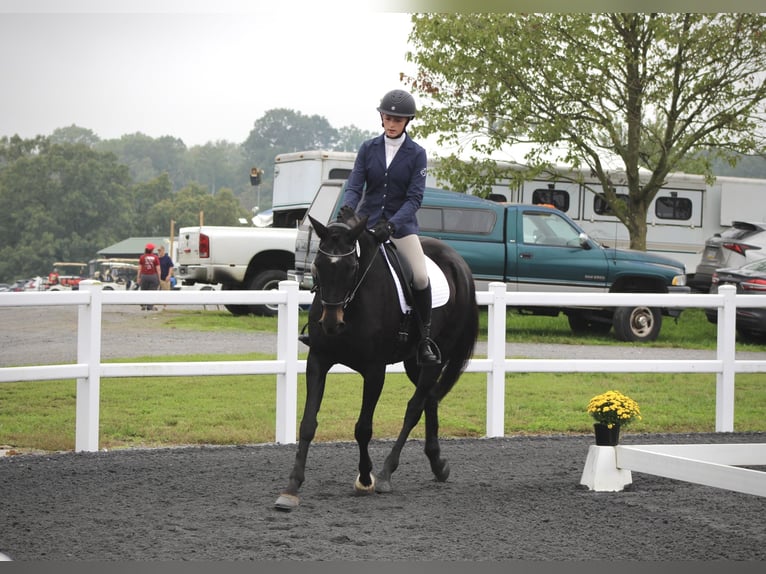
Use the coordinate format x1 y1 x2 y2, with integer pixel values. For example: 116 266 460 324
418 337 442 366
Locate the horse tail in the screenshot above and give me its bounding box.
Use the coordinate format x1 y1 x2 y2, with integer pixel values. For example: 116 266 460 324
433 266 479 402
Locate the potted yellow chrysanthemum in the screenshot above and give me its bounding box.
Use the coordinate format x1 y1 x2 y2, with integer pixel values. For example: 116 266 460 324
587 390 642 445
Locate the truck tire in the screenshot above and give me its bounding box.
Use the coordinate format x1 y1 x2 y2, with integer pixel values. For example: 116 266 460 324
612 306 662 342
222 283 249 316
247 269 287 317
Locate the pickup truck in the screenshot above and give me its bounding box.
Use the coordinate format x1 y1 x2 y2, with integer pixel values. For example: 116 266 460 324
292 184 690 342
176 224 300 316
176 151 355 317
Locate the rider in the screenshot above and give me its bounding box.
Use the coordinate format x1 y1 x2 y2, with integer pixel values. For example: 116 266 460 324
338 88 441 366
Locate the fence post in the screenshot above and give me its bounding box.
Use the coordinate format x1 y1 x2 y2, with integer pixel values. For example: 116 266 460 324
486 282 507 438
75 281 104 452
715 284 737 432
275 280 300 444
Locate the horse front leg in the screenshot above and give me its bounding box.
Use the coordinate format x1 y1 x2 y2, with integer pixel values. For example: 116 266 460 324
353 364 386 494
274 354 329 511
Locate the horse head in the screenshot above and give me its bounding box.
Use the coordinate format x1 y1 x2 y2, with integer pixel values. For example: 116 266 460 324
308 213 369 335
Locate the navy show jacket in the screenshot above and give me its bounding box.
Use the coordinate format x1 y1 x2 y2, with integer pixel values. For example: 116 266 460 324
341 133 428 237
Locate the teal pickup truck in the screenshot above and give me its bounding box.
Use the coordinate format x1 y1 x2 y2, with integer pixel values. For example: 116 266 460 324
291 182 690 342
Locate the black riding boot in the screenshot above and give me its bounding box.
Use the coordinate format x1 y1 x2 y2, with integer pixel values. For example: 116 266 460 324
412 282 442 366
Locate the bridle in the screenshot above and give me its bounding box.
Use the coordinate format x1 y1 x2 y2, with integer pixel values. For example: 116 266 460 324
314 222 378 309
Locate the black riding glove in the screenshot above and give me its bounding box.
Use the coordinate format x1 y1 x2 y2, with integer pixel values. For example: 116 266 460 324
337 205 356 223
369 219 395 243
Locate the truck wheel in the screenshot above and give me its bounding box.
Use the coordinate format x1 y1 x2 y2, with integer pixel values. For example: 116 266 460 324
567 312 612 336
222 283 249 316
612 306 662 342
247 269 287 317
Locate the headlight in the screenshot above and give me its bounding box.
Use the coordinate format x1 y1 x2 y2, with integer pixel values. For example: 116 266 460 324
672 274 687 287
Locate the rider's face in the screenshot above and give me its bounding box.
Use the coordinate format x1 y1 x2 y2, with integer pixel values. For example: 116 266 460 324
381 114 408 138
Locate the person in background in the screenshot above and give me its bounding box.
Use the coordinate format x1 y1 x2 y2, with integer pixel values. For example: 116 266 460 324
338 88 441 365
136 243 161 311
157 245 175 291
47 267 59 288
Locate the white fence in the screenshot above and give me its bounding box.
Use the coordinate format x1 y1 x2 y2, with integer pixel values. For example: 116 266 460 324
1 282 765 452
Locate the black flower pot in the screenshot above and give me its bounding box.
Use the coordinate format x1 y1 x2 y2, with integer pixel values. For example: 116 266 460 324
593 423 620 446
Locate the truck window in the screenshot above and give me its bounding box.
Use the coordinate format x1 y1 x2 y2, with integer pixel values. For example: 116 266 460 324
522 212 581 246
655 196 692 221
532 188 570 211
328 168 352 180
418 207 496 234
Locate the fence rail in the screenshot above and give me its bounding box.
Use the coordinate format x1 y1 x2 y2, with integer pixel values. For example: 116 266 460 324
2 281 765 452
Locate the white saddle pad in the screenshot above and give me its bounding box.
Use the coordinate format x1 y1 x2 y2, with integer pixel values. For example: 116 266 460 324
380 246 449 314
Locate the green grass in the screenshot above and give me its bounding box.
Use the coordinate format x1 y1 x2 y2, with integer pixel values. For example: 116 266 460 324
1 307 765 453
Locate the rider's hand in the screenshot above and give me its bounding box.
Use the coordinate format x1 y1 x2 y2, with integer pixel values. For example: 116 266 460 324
369 220 395 243
337 205 356 223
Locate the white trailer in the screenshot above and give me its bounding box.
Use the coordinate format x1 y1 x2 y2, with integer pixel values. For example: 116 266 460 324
270 150 356 228
436 164 766 273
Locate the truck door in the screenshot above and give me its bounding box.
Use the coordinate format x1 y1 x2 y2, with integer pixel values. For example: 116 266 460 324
512 208 609 293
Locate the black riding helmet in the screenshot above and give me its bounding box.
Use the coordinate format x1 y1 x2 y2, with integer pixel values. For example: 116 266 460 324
377 89 417 118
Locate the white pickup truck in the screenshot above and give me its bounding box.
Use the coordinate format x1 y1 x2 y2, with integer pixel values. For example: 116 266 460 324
176 151 355 316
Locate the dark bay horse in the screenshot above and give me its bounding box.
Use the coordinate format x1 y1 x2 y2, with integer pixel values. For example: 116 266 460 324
274 212 479 511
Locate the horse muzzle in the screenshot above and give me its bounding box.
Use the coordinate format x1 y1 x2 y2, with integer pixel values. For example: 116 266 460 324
318 304 346 335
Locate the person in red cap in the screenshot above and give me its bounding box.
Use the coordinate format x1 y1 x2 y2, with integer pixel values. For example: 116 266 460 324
136 243 161 310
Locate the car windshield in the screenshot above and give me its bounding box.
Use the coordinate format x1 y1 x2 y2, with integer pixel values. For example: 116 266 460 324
742 259 766 273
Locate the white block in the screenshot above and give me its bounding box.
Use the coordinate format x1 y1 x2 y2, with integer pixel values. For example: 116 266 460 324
580 445 633 492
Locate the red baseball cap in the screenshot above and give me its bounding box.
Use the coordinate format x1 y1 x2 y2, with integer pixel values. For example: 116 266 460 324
145 243 155 250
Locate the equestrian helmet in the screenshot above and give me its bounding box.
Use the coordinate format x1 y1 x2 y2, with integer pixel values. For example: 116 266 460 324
377 89 417 118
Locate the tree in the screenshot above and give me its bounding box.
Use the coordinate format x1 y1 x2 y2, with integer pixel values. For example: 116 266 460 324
0 139 134 282
50 125 101 147
153 182 250 231
96 132 188 190
334 125 378 152
242 109 341 209
405 13 766 251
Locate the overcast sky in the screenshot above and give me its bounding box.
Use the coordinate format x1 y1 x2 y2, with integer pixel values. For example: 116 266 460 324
0 2 417 147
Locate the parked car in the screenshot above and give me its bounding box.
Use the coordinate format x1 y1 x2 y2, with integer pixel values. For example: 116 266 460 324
689 221 766 293
705 258 766 341
0 283 10 292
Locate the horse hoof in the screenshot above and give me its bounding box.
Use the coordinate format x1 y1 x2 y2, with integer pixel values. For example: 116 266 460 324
435 461 450 482
354 473 376 494
375 478 393 494
274 493 300 511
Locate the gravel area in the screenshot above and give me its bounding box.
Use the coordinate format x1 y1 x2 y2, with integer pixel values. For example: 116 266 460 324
2 304 766 561
1 432 766 561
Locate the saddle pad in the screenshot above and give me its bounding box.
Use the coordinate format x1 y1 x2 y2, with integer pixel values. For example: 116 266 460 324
380 246 449 314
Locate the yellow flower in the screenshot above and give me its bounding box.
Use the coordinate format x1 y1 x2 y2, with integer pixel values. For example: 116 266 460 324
587 390 642 428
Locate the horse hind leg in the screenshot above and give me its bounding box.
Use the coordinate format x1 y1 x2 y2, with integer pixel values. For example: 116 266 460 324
375 381 433 493
423 395 450 482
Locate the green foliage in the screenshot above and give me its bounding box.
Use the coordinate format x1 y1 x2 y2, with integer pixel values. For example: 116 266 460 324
0 140 133 281
0 108 375 283
405 13 766 251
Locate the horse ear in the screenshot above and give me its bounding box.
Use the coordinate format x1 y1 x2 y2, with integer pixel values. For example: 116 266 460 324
308 215 328 240
349 215 369 241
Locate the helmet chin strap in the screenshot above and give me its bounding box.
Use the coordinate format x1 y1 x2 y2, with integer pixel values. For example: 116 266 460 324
380 116 410 139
